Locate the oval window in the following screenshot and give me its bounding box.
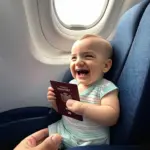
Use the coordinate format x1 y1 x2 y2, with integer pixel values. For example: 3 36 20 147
53 0 109 30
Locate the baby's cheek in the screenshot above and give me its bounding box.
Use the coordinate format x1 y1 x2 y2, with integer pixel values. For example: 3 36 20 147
71 71 76 79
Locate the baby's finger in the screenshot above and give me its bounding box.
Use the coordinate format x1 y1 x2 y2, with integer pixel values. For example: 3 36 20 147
48 87 54 91
47 91 55 96
47 95 56 100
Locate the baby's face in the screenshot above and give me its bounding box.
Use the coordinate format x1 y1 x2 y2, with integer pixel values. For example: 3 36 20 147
70 38 110 86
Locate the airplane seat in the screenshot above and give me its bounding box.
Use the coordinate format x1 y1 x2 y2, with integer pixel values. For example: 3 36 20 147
0 0 150 150
62 0 150 149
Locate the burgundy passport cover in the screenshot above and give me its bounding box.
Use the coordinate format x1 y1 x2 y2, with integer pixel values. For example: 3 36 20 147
50 80 83 121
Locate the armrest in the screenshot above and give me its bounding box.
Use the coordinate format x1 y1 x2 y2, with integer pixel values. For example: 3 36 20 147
0 107 61 149
48 107 62 124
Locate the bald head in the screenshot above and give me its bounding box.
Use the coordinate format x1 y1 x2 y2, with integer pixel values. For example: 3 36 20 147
72 34 112 59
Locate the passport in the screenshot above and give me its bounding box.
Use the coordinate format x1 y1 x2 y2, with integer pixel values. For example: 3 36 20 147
50 80 83 121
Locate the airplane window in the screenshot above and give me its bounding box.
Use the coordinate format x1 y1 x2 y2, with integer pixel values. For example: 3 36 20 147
53 0 109 30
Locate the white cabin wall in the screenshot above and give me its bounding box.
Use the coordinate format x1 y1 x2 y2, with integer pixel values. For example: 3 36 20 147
0 0 68 112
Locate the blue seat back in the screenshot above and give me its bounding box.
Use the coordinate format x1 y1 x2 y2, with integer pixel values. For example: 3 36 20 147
109 0 150 144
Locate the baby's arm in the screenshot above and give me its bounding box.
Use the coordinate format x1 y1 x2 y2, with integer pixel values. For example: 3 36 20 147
66 90 119 126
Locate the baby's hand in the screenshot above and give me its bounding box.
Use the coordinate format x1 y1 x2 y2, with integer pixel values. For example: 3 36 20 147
66 99 84 115
47 87 58 111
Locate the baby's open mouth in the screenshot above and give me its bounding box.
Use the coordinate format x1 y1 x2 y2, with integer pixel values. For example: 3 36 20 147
76 69 90 75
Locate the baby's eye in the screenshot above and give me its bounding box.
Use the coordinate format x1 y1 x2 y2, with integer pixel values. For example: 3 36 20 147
85 55 94 58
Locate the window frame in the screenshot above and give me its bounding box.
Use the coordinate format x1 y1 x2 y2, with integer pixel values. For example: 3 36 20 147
23 0 139 65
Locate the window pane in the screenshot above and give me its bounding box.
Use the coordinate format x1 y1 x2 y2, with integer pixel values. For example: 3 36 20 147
53 0 108 28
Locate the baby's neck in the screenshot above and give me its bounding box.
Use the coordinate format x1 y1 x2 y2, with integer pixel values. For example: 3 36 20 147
78 84 89 93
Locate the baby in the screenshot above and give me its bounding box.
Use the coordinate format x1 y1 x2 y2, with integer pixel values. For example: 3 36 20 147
47 34 120 149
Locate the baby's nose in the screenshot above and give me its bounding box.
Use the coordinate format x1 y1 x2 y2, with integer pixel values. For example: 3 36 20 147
75 58 84 66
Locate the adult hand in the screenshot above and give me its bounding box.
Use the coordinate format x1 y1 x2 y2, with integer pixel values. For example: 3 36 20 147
14 128 62 150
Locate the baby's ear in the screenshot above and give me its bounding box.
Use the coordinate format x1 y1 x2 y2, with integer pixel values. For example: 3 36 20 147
103 59 112 73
